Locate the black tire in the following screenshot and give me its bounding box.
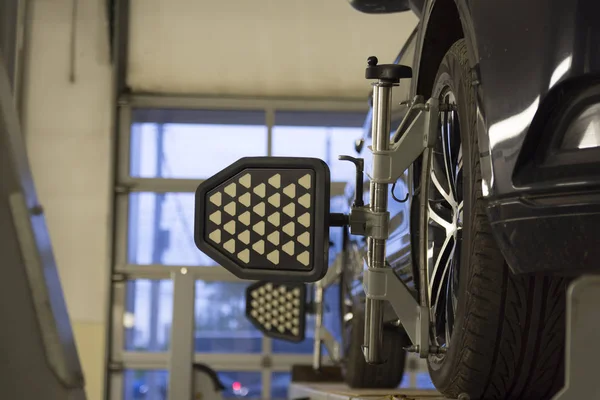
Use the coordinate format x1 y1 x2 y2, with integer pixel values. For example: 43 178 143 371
421 39 567 400
343 312 407 389
339 229 408 389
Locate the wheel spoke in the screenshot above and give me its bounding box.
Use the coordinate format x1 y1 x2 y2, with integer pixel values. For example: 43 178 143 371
428 203 454 234
441 109 458 201
431 170 456 208
456 145 463 177
343 312 353 322
431 242 455 317
428 233 454 296
457 200 464 228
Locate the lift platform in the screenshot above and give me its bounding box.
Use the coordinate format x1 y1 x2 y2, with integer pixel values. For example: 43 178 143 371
288 383 444 400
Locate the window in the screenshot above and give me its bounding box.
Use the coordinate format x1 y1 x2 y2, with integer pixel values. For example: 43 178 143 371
218 371 262 399
272 111 363 183
123 370 167 400
130 109 267 179
124 280 173 352
194 281 262 353
271 372 291 400
128 193 215 266
122 369 264 400
109 98 367 399
124 280 263 353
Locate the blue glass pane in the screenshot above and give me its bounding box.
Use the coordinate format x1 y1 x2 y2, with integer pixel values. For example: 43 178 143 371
124 280 262 353
416 372 436 389
195 281 262 353
124 280 173 352
272 126 362 183
130 122 267 179
272 283 341 354
128 192 217 266
271 372 292 399
122 370 264 400
400 372 410 388
123 370 168 400
217 371 262 399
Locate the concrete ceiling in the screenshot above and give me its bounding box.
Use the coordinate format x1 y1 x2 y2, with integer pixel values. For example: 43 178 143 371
127 0 418 98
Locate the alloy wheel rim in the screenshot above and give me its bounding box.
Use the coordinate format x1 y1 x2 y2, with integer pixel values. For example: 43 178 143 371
425 89 463 349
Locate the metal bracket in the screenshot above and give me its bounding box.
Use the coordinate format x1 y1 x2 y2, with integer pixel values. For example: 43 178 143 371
348 206 390 240
363 266 430 357
368 96 439 184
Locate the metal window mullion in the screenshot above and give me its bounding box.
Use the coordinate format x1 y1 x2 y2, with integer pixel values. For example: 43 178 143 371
262 368 271 400
115 264 244 281
125 94 367 113
191 354 264 369
118 177 205 192
108 372 123 400
117 104 132 183
114 193 130 269
120 352 169 370
266 107 274 156
262 329 272 400
110 281 126 363
167 270 195 400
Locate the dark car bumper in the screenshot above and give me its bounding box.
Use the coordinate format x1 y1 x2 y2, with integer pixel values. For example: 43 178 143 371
488 191 600 275
488 78 600 275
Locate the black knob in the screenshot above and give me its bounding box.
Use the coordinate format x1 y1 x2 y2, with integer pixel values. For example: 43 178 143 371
365 56 412 83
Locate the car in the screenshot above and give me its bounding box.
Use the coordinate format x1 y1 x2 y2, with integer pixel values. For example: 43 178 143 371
337 0 600 398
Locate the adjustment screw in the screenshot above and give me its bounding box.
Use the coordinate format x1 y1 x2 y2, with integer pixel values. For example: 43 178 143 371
367 56 378 66
403 345 419 353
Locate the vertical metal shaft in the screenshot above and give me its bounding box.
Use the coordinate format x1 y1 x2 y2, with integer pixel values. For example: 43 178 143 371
363 81 393 364
312 283 324 370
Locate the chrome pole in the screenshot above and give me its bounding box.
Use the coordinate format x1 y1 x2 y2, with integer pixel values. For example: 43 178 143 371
312 283 324 370
363 79 393 364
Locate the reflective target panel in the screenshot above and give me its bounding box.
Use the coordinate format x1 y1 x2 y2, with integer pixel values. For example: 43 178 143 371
245 281 306 342
195 157 331 282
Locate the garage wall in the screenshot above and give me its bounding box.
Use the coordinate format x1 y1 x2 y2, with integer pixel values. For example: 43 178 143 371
128 0 418 97
22 0 112 399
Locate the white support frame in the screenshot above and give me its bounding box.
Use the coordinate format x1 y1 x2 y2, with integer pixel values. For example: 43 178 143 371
107 93 367 400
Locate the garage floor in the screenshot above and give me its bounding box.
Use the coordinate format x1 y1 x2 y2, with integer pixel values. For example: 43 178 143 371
288 383 445 399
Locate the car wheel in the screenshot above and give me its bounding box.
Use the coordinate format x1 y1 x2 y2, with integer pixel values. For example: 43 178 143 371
418 38 567 399
339 232 408 389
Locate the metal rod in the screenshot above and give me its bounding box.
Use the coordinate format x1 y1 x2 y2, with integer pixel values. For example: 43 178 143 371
419 150 431 311
312 283 324 370
363 81 393 364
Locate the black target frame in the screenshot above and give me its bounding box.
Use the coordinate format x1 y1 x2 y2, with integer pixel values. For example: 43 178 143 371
245 281 307 343
194 156 331 282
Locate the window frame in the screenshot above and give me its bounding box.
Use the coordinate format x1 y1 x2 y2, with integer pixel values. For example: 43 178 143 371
108 94 367 400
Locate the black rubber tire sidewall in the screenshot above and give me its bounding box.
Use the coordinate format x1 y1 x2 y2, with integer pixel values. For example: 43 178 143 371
423 39 489 384
343 312 407 389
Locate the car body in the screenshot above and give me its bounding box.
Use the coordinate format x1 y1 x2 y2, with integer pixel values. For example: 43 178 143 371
344 0 600 286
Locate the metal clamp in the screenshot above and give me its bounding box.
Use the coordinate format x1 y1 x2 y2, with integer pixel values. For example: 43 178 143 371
363 266 430 358
368 96 440 184
348 206 390 240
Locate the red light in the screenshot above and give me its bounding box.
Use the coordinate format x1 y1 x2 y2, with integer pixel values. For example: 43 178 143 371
232 381 242 391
